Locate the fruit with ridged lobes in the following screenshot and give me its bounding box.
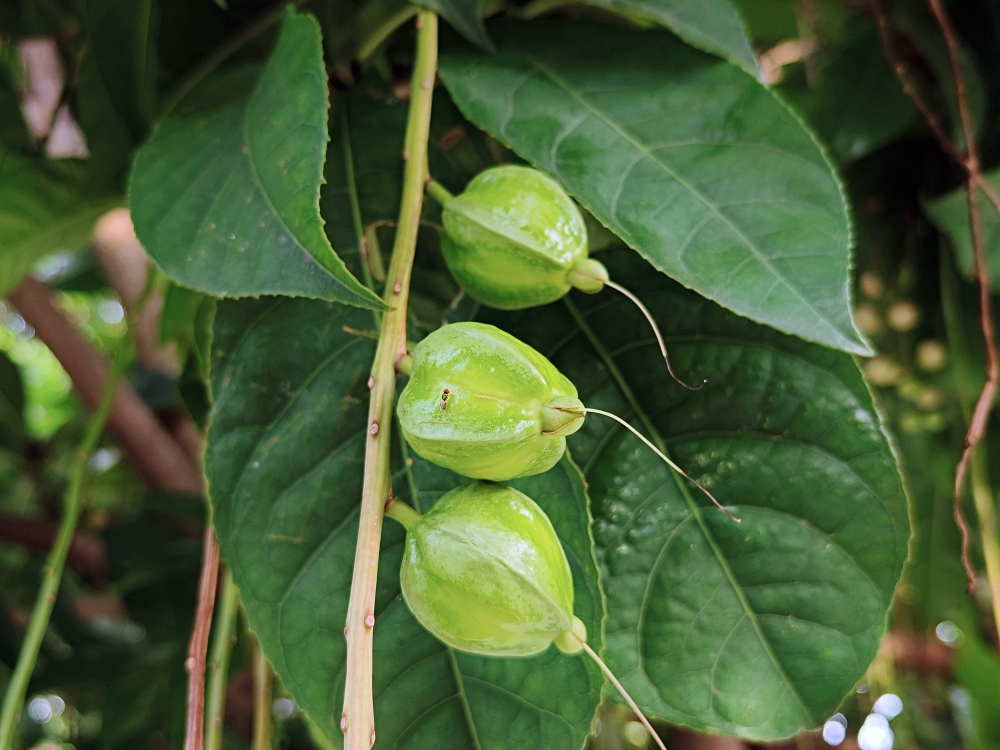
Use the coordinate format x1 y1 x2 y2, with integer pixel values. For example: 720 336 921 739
387 482 587 657
440 165 609 310
396 322 585 482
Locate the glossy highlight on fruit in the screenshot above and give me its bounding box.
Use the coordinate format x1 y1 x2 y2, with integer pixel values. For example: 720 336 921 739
393 482 587 657
441 165 609 310
397 322 585 481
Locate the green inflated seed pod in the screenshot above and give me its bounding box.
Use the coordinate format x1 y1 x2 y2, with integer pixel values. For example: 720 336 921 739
441 165 609 310
396 322 585 482
432 165 702 390
391 482 588 657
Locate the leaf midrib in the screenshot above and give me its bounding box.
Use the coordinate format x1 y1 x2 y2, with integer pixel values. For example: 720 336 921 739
512 50 856 353
564 297 815 725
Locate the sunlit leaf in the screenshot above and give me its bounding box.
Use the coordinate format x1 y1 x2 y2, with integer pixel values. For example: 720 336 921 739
206 297 603 750
439 22 869 355
128 9 384 309
481 249 908 740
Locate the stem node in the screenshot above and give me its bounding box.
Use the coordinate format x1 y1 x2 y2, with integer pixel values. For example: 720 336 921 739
342 14 438 750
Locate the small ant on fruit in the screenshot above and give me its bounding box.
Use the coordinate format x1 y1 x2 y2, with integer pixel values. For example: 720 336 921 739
440 389 451 410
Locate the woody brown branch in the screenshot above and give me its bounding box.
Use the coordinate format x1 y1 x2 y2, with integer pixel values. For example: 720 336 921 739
7 277 203 494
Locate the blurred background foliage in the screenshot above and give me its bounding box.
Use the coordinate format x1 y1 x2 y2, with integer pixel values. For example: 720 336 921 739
2 0 1000 749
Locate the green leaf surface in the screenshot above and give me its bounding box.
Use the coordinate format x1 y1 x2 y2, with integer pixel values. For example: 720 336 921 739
0 352 25 454
0 150 118 297
576 0 757 75
417 0 493 52
478 249 908 741
206 297 603 749
128 9 384 309
0 65 33 152
439 22 869 356
81 0 158 136
322 81 408 284
789 22 916 162
78 0 157 191
925 171 1000 291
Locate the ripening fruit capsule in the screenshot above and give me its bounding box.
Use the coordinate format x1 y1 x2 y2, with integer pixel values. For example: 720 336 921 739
392 482 587 657
397 322 585 482
441 165 609 310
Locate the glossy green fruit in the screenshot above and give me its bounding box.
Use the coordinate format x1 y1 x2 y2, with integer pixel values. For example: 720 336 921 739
395 482 587 657
397 322 585 482
442 165 609 310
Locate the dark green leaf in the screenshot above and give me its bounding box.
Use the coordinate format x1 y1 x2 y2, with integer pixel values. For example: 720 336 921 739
0 352 25 454
439 22 869 356
479 249 908 741
955 628 1000 748
0 65 33 152
78 0 159 191
418 0 493 52
924 171 1000 291
790 22 916 162
322 80 408 284
206 297 602 749
128 9 384 309
77 50 136 192
576 0 757 74
0 149 119 296
81 0 158 137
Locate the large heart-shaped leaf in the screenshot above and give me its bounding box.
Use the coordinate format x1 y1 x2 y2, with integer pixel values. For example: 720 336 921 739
206 297 603 750
478 249 908 741
439 22 869 356
576 0 757 75
128 9 383 309
0 149 118 296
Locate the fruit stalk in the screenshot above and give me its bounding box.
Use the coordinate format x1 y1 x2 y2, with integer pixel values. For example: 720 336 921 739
342 12 437 750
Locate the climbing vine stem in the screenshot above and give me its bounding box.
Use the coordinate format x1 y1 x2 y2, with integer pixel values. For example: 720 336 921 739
205 569 241 750
0 356 123 749
342 12 437 750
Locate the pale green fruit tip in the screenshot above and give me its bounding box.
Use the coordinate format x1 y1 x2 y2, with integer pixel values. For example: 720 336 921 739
541 395 586 436
554 616 588 655
568 257 609 294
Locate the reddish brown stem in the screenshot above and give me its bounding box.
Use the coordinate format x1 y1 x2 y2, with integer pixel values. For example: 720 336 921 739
869 0 1000 590
871 0 1000 593
868 0 1000 216
928 0 977 168
185 526 221 750
952 176 997 588
927 0 999 594
7 277 203 494
868 0 964 163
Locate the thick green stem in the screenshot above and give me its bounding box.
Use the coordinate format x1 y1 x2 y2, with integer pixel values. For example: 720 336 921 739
342 13 437 750
384 498 422 530
205 570 240 750
425 179 454 207
0 361 121 748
